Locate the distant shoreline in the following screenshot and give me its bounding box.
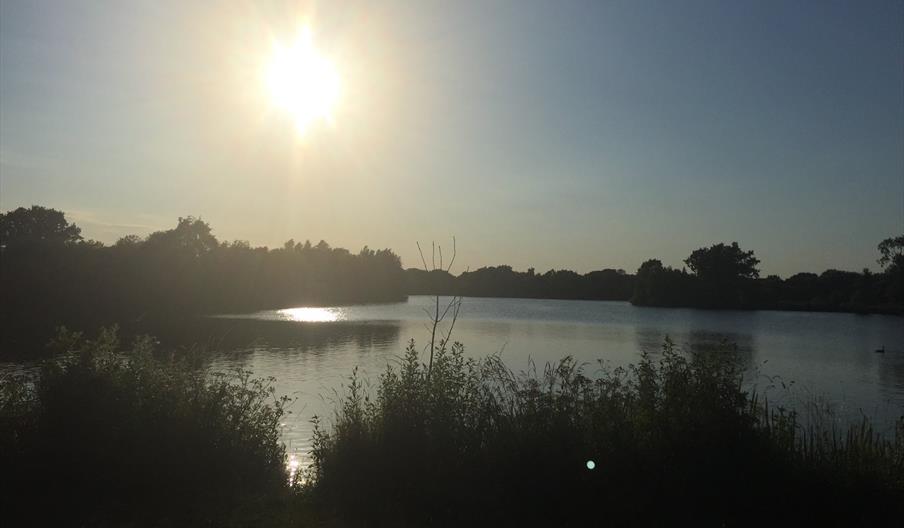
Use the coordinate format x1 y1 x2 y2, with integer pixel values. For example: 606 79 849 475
401 292 904 317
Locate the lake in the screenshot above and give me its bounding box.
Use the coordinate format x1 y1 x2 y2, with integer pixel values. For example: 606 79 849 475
198 296 904 469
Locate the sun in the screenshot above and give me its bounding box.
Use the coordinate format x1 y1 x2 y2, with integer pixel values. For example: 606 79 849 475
265 27 340 135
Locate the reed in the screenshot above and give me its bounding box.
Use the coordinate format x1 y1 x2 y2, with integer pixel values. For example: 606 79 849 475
310 337 904 525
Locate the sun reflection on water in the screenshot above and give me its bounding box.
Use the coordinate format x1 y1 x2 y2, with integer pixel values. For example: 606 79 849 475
288 454 301 484
278 307 345 322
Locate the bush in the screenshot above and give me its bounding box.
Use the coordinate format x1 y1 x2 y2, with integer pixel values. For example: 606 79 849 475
0 327 297 527
311 338 904 526
3 328 901 526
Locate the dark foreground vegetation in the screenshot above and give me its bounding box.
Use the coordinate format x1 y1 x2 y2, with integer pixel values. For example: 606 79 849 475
312 338 904 526
0 206 405 355
0 328 308 527
406 238 904 314
2 328 902 526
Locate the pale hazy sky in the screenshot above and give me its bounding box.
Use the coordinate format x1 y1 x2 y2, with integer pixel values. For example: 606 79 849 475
1 0 902 277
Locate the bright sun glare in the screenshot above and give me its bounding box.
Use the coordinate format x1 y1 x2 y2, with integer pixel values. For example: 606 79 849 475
266 27 340 135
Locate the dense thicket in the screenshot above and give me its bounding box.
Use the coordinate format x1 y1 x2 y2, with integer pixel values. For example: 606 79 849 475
1 206 405 354
2 328 902 526
0 328 303 527
311 338 904 526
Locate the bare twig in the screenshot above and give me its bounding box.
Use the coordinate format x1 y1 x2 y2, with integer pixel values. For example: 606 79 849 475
416 237 462 381
416 242 429 272
429 293 439 374
442 296 462 346
445 237 457 273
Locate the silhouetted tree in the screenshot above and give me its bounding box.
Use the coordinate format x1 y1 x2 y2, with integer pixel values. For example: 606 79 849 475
878 235 904 272
406 263 634 301
144 216 218 257
684 242 759 281
878 235 904 303
0 206 82 250
1 207 407 356
114 234 142 248
631 238 902 313
683 242 760 307
2 205 901 357
631 259 693 306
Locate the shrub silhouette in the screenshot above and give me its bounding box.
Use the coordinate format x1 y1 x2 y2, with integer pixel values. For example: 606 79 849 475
0 327 296 526
311 338 904 526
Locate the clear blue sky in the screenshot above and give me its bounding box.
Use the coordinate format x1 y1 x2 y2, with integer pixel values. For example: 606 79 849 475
1 0 902 276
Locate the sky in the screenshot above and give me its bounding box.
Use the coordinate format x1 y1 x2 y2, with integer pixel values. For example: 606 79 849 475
1 0 902 277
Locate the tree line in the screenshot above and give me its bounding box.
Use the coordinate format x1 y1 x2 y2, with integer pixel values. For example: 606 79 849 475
406 266 634 300
406 240 904 314
2 205 900 353
1 206 405 352
632 240 904 313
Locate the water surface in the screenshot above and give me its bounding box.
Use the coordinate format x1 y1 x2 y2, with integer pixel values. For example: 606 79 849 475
202 296 904 467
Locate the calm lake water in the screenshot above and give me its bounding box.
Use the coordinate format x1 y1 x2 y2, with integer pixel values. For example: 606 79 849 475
202 296 904 468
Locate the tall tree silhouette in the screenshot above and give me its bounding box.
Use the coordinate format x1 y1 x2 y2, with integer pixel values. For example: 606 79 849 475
0 206 82 250
877 235 904 303
684 242 759 307
877 235 904 272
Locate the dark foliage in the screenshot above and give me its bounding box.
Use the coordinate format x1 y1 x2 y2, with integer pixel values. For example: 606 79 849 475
632 240 904 313
311 339 904 526
878 235 904 271
0 205 82 249
406 240 903 314
2 326 902 526
0 327 303 527
630 258 695 307
683 242 760 307
878 235 904 304
406 265 635 301
1 206 406 356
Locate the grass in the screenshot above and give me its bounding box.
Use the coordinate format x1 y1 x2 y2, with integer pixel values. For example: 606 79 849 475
0 327 307 527
310 337 904 526
2 329 902 526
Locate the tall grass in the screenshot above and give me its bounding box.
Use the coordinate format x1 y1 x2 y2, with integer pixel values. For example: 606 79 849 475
3 328 901 526
0 327 302 527
311 338 904 526
757 396 904 493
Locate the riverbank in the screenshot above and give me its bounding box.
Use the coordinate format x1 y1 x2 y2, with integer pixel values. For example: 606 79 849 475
409 290 904 316
2 328 901 526
630 297 904 316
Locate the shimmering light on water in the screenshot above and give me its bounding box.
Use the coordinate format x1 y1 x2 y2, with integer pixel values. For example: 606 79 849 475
288 454 301 484
200 296 904 474
278 307 345 322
